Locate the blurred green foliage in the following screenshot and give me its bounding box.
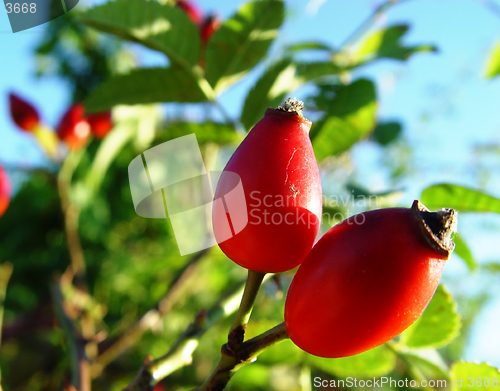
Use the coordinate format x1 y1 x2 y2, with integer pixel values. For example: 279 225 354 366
1 0 500 390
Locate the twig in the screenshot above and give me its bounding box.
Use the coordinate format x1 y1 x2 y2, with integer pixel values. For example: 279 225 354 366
51 279 91 391
123 274 272 391
58 149 88 288
92 249 208 376
196 322 289 391
227 270 266 352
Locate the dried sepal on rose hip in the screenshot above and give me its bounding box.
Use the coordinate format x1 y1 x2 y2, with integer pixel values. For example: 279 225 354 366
212 98 322 273
9 92 40 132
284 200 457 358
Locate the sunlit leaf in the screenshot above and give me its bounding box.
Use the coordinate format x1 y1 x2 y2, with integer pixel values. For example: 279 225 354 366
312 79 377 160
484 39 500 79
295 61 341 83
421 184 500 213
400 284 461 349
84 67 207 113
79 0 200 68
451 362 500 390
205 0 285 93
307 345 396 378
400 348 450 380
286 41 334 53
371 121 402 146
158 121 242 146
452 233 478 272
240 58 298 130
350 24 436 67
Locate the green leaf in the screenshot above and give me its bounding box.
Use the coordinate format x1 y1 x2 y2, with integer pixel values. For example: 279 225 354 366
400 348 450 380
286 41 334 53
350 24 437 67
78 0 200 68
400 284 461 349
240 59 343 130
295 61 341 83
205 0 285 93
307 345 396 378
452 233 478 272
484 39 500 79
451 362 500 390
84 67 207 113
312 79 377 160
371 121 402 146
240 58 298 130
421 184 500 213
157 121 242 146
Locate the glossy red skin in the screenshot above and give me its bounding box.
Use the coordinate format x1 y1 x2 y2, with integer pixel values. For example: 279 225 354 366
284 207 447 358
213 109 322 273
9 92 40 132
87 111 113 139
0 166 12 218
57 104 90 149
176 0 203 25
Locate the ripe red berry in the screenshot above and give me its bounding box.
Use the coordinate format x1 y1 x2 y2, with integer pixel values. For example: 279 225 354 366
212 98 322 273
176 0 203 25
86 111 113 139
8 92 40 132
284 200 457 358
57 104 90 150
200 15 221 44
0 165 12 218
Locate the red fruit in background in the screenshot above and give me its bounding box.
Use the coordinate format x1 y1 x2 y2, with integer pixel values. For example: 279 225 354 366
176 0 203 25
87 111 113 139
57 104 90 150
212 98 322 273
154 383 166 391
0 165 12 218
200 15 221 44
9 92 40 132
284 200 457 358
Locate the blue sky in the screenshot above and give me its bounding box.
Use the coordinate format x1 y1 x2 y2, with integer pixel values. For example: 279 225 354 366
1 0 500 366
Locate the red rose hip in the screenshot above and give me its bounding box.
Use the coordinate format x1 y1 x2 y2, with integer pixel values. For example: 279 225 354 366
9 92 40 132
212 98 322 273
87 111 113 139
0 165 12 218
57 104 91 149
284 200 457 358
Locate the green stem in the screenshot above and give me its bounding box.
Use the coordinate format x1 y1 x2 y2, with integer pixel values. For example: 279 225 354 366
196 322 289 391
227 270 266 352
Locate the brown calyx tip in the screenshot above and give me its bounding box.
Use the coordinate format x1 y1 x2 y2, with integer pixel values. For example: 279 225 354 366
411 200 457 259
277 97 304 116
